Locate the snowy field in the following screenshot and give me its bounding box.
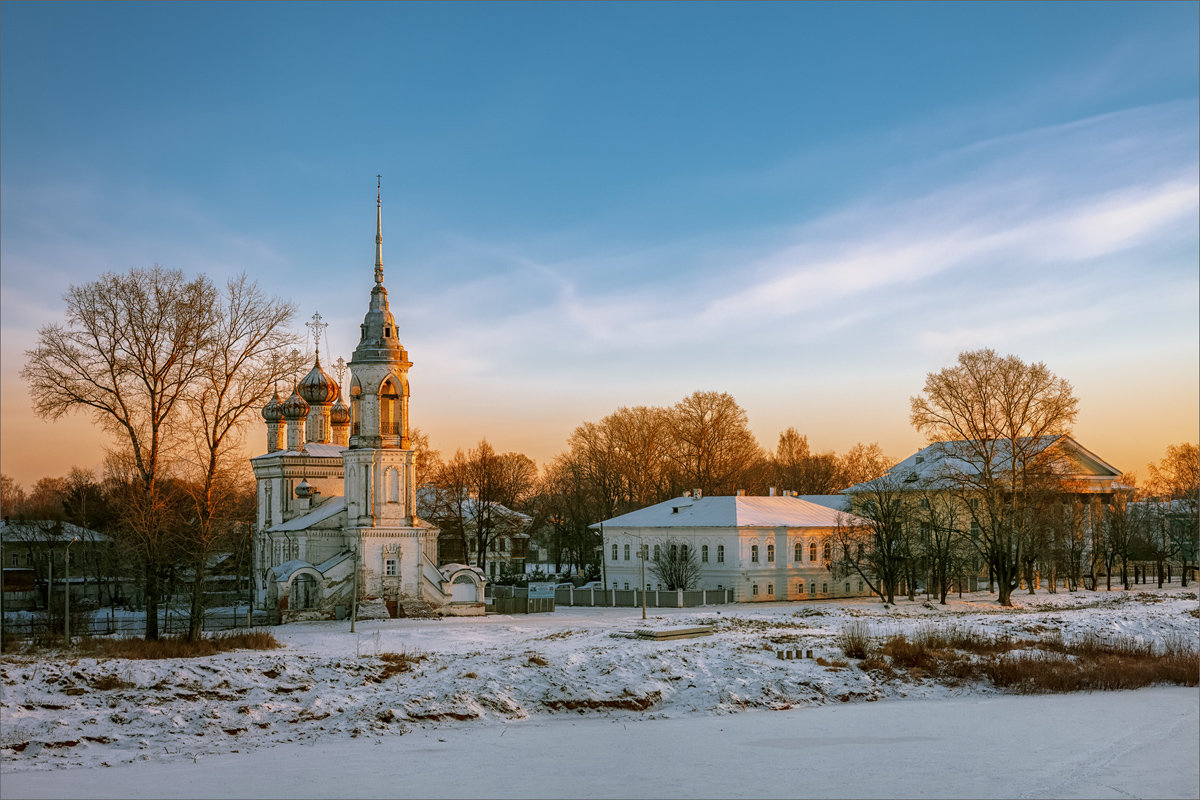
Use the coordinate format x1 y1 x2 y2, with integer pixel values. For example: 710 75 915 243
2 586 1198 799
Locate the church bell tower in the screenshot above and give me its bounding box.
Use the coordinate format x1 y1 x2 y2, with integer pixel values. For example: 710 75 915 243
343 179 419 528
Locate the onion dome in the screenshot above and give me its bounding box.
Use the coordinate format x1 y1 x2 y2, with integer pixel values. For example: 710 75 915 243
281 388 310 420
297 358 339 405
330 392 351 426
294 479 313 499
261 390 284 422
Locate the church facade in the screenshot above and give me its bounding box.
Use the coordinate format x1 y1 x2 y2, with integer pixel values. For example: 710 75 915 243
251 186 485 621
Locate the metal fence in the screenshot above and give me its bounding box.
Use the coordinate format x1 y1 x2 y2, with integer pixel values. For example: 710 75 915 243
1 607 271 638
485 585 733 610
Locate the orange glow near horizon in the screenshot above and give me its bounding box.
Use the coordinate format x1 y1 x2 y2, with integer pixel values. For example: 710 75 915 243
3 371 1196 495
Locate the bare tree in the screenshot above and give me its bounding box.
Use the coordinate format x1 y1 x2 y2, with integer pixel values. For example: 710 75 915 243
910 348 1078 606
180 274 297 641
840 442 894 487
23 266 217 638
669 391 763 496
1144 442 1199 586
839 472 913 603
650 539 702 590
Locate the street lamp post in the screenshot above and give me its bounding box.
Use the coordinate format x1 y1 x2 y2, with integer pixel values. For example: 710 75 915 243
350 542 359 633
639 543 648 621
64 536 78 644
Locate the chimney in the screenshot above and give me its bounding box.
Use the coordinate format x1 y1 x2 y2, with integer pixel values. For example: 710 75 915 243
736 489 745 497
682 490 692 498
769 487 776 497
694 488 702 499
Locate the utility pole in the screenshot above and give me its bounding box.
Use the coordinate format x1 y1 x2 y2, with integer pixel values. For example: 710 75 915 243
64 537 78 644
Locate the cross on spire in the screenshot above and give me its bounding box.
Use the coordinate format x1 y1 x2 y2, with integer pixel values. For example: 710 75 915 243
306 311 328 360
374 175 384 286
333 356 347 386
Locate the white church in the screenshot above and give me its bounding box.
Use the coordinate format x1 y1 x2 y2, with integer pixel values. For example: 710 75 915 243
251 185 485 621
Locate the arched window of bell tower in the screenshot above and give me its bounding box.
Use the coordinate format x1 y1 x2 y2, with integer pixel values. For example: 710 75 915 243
380 377 401 438
350 377 362 436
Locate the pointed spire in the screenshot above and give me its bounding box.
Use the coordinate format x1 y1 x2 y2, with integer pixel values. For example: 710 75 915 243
374 174 384 286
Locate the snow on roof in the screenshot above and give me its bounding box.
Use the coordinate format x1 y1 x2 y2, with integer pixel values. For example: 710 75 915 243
251 442 347 461
314 551 352 573
267 496 346 533
270 559 313 582
0 520 107 543
593 495 865 530
796 495 851 512
844 435 1124 493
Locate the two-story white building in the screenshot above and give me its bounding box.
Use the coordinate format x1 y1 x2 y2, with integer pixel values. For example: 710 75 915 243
594 492 874 602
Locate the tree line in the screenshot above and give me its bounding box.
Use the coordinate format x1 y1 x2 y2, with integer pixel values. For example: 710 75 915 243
9 267 1197 636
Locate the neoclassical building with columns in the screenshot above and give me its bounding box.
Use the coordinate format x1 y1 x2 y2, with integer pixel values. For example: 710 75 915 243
251 186 484 621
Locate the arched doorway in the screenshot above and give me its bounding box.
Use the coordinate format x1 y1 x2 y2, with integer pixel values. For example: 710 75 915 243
451 574 478 603
291 573 320 610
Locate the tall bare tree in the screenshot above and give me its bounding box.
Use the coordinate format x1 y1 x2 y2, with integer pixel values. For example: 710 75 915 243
24 266 217 638
181 274 298 640
668 391 763 496
910 348 1078 606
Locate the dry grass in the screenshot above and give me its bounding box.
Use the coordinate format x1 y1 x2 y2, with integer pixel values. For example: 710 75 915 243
377 650 427 679
836 621 1198 692
57 630 283 660
526 653 549 667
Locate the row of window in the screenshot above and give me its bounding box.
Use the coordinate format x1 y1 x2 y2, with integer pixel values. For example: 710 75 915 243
610 541 835 563
749 580 865 596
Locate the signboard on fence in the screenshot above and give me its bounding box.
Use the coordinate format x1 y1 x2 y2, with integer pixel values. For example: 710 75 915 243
528 582 556 599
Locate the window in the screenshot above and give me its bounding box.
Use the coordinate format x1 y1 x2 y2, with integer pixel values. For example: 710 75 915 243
970 522 981 539
823 542 831 561
845 582 850 593
613 582 618 590
702 545 709 563
857 543 865 560
624 543 630 561
612 544 618 561
919 498 929 509
752 584 759 596
858 580 864 591
385 558 397 576
766 544 775 563
796 582 803 594
681 544 688 559
670 544 678 559
795 543 803 562
809 542 817 562
767 584 774 596
822 582 828 593
717 544 725 563
653 544 661 561
809 583 816 595
9 552 17 567
624 582 630 590
751 545 759 563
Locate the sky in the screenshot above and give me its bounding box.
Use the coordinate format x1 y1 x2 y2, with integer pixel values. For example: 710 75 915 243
1 1 1197 490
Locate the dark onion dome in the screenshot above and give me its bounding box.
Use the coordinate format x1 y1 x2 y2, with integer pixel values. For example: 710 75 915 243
297 358 339 405
261 390 284 422
294 479 313 499
330 393 351 425
281 388 311 420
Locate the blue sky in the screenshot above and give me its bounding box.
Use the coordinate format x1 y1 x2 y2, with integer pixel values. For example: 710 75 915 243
2 1 1197 487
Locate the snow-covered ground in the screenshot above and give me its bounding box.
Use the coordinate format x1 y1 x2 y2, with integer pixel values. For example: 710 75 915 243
2 586 1198 799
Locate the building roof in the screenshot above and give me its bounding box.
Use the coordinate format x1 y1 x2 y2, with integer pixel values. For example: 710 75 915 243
251 442 347 461
592 495 866 530
844 435 1126 493
0 520 107 543
267 496 347 533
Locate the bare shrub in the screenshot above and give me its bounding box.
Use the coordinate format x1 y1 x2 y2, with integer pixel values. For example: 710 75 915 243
526 653 549 667
837 622 873 659
378 650 427 679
